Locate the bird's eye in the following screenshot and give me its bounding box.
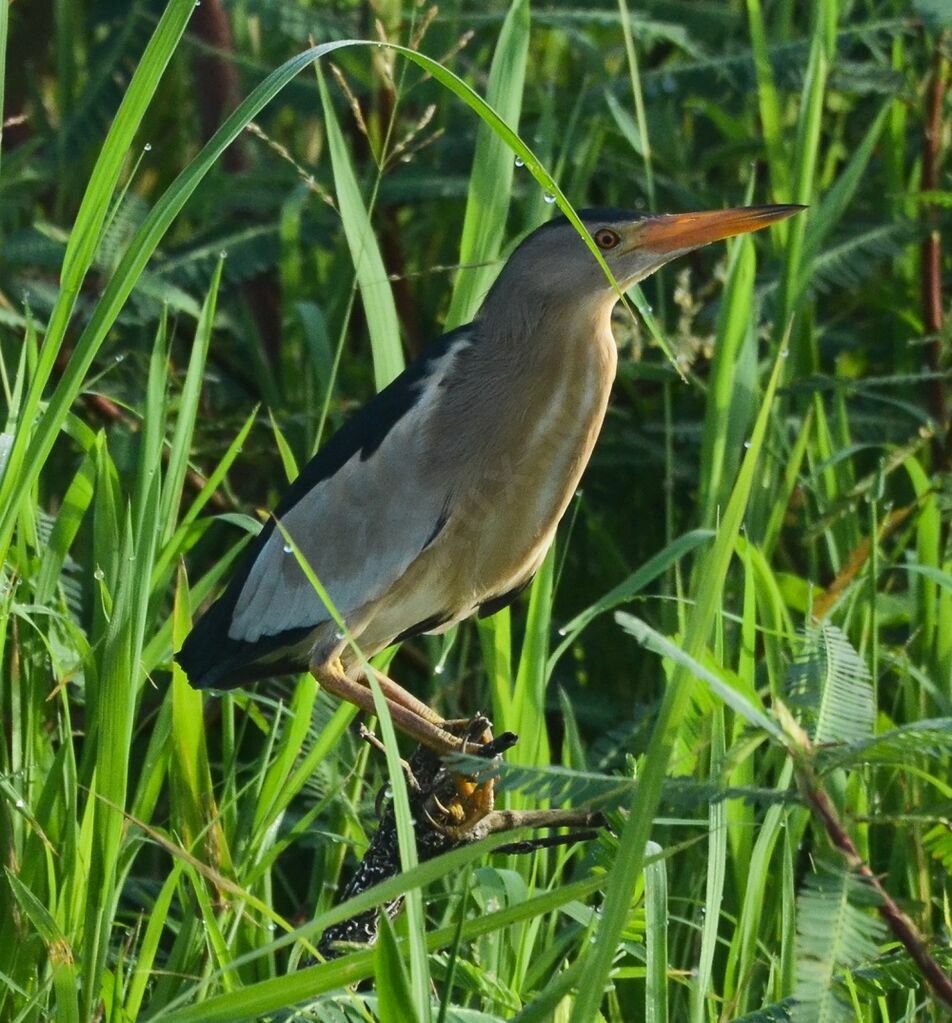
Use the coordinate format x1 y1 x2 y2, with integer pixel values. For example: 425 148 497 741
594 228 621 250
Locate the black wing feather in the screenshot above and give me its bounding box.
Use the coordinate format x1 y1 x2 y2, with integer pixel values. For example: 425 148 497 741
176 325 474 690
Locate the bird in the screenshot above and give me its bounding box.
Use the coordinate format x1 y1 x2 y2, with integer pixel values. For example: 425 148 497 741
177 203 802 768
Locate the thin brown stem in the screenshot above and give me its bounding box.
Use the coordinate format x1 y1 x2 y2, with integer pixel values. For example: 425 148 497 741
920 31 949 466
800 765 952 1010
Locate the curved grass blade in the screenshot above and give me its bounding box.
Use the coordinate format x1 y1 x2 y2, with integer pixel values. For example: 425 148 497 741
569 341 790 1023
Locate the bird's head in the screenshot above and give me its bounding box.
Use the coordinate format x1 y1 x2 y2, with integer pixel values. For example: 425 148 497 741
484 204 804 318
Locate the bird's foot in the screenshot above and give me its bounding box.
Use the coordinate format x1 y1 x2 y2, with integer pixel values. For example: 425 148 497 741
423 713 519 840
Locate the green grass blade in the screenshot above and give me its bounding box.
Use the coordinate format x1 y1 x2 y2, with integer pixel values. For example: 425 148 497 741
746 0 790 202
644 841 669 1023
692 711 726 1023
365 669 432 1021
0 0 195 548
155 871 605 1022
159 258 223 545
122 862 185 1020
375 913 417 1023
34 446 96 606
170 565 219 855
698 235 756 524
511 548 555 771
569 342 789 1023
548 529 714 671
615 614 784 742
776 3 833 338
445 0 530 328
318 70 404 391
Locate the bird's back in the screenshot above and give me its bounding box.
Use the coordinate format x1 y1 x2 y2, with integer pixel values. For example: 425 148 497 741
177 326 475 689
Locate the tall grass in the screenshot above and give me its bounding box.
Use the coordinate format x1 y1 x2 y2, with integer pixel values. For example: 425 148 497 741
1 1 949 1020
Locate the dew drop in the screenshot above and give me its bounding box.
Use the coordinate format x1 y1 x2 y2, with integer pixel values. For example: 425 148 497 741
743 440 752 449
543 192 556 205
114 353 125 363
93 568 105 580
781 348 790 359
434 664 445 675
557 627 567 637
514 156 525 168
283 544 293 553
144 143 152 152
219 250 228 259
15 798 25 809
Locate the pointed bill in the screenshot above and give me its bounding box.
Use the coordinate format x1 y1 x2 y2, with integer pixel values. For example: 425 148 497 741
638 204 805 253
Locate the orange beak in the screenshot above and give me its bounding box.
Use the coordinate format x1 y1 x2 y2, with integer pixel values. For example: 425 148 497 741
637 204 805 253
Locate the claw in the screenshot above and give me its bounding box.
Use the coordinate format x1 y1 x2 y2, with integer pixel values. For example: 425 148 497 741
479 731 519 758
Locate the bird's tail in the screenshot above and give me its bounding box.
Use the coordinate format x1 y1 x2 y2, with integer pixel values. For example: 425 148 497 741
175 596 314 691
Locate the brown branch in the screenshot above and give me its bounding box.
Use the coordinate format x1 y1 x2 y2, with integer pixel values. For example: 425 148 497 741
800 765 952 1011
318 719 604 957
190 0 286 363
920 31 949 467
188 0 247 173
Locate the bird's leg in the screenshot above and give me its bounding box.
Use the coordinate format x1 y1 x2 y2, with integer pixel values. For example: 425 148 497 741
364 667 446 726
314 657 520 835
311 657 484 757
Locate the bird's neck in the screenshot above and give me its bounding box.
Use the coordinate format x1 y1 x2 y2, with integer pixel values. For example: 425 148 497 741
476 288 618 377
469 287 619 477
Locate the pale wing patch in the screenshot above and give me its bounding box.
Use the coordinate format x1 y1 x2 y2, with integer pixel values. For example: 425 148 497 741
227 342 468 644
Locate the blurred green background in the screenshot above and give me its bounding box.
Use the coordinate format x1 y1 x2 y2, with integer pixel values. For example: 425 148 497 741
1 1 950 1020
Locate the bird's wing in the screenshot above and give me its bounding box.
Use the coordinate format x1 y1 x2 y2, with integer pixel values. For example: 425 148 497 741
177 325 474 686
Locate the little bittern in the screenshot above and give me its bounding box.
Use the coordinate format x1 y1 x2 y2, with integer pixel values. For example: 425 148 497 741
177 204 802 768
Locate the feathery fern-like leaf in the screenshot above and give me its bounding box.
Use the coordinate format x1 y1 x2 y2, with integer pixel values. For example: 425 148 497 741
733 1000 795 1023
816 717 952 772
792 862 886 1023
788 623 874 745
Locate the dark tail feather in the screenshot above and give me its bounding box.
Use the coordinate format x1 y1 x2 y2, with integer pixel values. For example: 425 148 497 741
175 598 314 691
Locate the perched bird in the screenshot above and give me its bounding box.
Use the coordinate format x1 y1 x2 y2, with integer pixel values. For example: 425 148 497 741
177 204 802 761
